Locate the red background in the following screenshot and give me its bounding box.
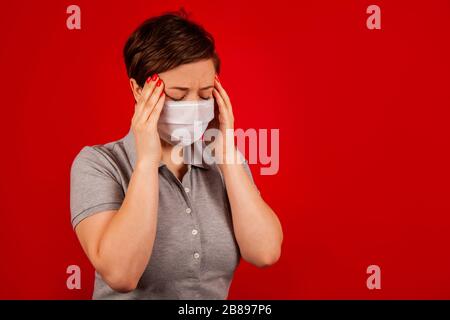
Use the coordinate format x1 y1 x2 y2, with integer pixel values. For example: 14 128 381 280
0 0 449 299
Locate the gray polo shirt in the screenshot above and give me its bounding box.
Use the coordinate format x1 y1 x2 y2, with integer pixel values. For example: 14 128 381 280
70 128 257 300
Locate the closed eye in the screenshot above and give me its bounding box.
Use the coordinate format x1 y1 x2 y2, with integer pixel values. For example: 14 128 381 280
166 94 212 101
166 85 213 101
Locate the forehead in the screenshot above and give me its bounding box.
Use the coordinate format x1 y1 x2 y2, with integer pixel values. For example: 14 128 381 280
159 59 215 86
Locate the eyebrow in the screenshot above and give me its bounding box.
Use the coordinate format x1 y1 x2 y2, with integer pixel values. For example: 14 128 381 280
168 85 214 91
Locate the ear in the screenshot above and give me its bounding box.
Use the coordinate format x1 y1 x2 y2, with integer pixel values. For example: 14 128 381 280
129 78 143 102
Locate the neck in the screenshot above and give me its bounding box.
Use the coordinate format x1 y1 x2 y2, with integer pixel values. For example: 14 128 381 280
161 139 185 168
160 139 188 181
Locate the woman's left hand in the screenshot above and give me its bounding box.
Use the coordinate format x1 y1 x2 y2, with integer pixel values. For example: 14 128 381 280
212 75 238 166
212 76 283 268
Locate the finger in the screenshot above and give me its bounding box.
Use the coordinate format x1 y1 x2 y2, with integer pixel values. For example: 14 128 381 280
141 79 165 122
214 77 232 111
148 92 165 125
134 75 158 121
213 88 227 114
136 76 161 123
141 74 159 107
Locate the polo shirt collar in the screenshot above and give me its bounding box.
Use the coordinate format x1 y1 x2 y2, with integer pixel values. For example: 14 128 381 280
122 128 211 170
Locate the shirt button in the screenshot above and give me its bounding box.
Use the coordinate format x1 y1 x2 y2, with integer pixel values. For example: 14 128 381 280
185 208 192 214
192 229 198 235
193 252 200 259
184 187 190 193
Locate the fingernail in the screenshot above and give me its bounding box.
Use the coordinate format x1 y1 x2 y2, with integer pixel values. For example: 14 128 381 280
156 79 162 87
146 77 151 83
152 74 158 81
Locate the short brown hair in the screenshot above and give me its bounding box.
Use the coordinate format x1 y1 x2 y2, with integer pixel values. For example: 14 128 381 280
123 10 220 87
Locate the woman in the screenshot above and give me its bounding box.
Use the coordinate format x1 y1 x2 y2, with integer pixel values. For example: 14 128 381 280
70 11 283 300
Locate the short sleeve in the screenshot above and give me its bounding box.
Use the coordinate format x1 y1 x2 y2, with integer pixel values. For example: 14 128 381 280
237 149 260 194
70 146 125 229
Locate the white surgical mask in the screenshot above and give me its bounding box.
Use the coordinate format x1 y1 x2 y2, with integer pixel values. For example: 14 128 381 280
158 97 215 146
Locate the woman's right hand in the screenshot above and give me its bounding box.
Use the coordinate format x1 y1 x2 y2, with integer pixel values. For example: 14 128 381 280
76 74 165 292
131 74 165 169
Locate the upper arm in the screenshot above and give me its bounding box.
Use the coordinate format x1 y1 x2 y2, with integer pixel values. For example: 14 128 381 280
241 155 260 195
70 146 125 263
70 146 124 228
75 210 116 265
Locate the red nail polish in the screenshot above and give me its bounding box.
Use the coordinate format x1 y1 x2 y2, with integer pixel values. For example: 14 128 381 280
156 79 162 87
160 91 165 97
146 77 151 83
152 74 158 81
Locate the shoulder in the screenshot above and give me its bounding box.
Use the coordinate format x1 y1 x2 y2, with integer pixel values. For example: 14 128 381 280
69 136 127 229
71 135 127 176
